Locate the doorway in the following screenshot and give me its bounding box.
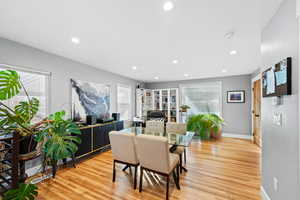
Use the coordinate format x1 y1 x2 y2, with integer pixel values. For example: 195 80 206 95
252 79 262 147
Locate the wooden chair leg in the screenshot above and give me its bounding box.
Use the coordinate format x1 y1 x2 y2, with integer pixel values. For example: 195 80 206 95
184 148 187 164
134 165 138 190
139 167 144 192
112 160 116 182
166 176 170 200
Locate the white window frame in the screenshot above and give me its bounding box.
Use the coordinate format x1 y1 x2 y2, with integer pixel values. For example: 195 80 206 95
117 84 132 121
179 81 223 117
0 63 51 117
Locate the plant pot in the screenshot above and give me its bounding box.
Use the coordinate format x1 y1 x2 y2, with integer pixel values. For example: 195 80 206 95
210 127 222 139
19 135 38 155
181 108 187 112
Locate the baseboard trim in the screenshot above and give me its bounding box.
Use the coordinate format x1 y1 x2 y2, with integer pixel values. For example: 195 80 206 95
222 133 252 140
261 186 271 200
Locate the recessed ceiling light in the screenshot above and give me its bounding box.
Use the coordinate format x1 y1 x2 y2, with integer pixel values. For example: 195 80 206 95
224 31 234 39
71 37 80 44
154 76 159 80
172 59 178 64
163 1 174 11
132 66 137 70
222 69 227 73
184 74 189 77
229 50 237 55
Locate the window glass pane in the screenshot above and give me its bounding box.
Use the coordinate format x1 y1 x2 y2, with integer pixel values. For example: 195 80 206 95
0 67 49 122
117 85 131 120
181 82 222 116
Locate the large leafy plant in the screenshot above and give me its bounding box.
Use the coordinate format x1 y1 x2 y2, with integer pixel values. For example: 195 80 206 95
187 113 224 140
37 111 81 162
3 183 38 200
0 69 81 197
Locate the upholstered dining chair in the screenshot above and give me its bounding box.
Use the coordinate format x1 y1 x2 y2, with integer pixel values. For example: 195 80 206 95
166 122 187 173
109 131 139 189
135 134 180 200
145 120 164 133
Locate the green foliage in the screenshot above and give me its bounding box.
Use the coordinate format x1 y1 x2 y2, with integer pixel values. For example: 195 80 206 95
0 70 22 100
3 183 38 200
15 98 40 123
187 113 224 140
36 111 81 161
180 104 191 109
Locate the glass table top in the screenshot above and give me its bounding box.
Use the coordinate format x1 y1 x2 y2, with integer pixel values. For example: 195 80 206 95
120 127 195 147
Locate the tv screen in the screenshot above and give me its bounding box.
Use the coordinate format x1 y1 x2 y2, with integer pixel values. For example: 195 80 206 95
262 57 292 97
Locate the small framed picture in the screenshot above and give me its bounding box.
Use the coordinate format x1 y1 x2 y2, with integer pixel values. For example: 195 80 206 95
227 90 245 103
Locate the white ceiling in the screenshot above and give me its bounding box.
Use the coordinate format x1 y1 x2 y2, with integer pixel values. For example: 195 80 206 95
0 0 281 82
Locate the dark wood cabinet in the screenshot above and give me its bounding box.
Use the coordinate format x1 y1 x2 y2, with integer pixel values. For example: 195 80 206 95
76 121 123 159
75 128 92 157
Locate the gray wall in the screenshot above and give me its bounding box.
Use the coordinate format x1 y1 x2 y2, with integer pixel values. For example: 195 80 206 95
261 0 299 199
145 74 252 136
0 37 137 118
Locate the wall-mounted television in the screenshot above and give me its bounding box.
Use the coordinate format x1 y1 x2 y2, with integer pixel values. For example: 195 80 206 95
262 57 292 97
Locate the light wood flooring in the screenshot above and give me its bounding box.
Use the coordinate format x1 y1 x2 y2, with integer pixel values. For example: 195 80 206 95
38 138 261 200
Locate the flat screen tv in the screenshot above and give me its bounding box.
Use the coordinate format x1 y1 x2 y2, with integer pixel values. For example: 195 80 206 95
262 57 292 97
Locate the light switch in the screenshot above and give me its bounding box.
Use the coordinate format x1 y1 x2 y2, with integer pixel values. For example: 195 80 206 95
273 112 282 126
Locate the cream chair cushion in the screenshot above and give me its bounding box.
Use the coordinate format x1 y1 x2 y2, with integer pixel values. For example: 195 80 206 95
145 120 164 133
135 134 179 174
109 131 139 165
166 122 186 134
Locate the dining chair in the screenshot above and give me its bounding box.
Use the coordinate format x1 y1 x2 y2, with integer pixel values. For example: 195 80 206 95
109 131 139 189
145 120 164 133
166 122 187 173
135 134 180 200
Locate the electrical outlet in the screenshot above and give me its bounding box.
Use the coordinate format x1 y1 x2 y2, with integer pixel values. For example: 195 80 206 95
273 177 278 192
273 112 282 126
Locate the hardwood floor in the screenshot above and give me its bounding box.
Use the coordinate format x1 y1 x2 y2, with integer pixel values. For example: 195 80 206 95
37 138 261 200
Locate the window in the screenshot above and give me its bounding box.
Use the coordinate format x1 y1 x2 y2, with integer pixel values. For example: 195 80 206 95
117 85 132 120
0 65 50 122
180 81 222 116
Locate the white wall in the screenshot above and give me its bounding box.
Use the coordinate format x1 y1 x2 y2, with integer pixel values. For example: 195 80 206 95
0 37 137 118
261 0 299 199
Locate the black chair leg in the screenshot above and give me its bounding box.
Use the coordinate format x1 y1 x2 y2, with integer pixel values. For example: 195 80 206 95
134 165 138 189
139 167 143 192
179 154 183 174
112 160 116 182
184 148 187 164
172 170 180 190
176 164 180 188
166 176 170 200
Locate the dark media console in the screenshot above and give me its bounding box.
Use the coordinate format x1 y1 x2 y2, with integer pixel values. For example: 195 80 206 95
75 121 124 159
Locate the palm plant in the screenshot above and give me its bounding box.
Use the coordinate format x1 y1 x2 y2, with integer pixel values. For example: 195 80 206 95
187 113 224 140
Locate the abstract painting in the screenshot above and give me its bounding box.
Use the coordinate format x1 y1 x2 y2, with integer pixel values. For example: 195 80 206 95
71 79 110 122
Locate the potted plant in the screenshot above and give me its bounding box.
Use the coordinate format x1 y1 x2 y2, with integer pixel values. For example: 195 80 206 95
36 110 81 178
180 105 191 112
3 183 38 200
187 113 224 140
0 69 81 197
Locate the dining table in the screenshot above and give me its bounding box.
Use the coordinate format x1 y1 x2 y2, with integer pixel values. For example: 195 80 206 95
119 126 195 172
